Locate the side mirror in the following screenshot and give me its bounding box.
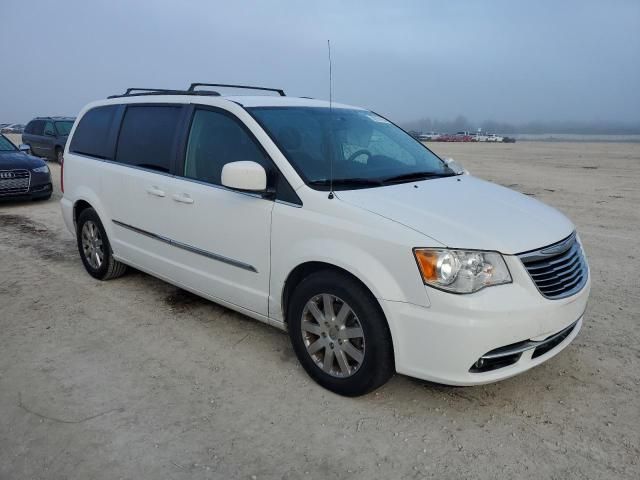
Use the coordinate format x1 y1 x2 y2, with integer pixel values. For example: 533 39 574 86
444 157 469 175
18 144 31 154
221 161 268 193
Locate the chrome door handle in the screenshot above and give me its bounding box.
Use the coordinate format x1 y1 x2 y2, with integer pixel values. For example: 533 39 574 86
146 186 166 197
172 193 194 204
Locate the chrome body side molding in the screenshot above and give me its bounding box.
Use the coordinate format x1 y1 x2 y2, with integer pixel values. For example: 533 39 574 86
112 219 258 273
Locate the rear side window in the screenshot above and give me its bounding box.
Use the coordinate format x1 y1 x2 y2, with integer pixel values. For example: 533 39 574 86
116 106 181 173
184 109 271 185
69 106 118 159
24 122 34 134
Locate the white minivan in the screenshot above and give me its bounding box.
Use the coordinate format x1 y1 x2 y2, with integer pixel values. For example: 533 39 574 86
61 84 590 396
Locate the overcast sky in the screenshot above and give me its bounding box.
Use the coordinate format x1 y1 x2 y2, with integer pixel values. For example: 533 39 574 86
1 0 639 124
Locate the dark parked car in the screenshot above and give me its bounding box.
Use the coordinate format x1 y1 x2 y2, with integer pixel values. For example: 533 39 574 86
22 116 75 163
0 134 52 201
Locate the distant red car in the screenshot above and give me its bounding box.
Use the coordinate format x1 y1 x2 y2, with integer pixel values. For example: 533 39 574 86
454 131 473 142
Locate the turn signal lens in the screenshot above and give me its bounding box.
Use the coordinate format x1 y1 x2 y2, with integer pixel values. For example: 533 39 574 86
413 248 512 294
414 249 438 282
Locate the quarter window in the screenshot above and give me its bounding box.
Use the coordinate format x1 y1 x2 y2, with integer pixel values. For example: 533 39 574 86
69 105 119 159
184 109 271 185
116 106 181 173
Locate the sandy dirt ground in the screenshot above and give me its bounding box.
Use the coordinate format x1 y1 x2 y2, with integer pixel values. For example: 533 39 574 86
1 140 639 479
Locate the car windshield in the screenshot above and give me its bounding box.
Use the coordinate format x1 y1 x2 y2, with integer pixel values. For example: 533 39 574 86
248 107 453 190
0 135 17 151
55 121 74 136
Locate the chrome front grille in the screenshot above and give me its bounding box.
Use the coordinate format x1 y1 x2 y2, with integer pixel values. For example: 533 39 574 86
518 232 588 300
0 169 31 195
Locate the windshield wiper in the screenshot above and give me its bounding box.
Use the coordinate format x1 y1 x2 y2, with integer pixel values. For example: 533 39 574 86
308 178 383 188
382 171 457 185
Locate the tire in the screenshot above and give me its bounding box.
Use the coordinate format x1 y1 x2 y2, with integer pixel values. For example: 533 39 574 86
76 208 127 280
55 147 63 163
287 270 394 396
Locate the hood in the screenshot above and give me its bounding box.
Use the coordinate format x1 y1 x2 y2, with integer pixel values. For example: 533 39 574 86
336 175 574 254
0 151 47 170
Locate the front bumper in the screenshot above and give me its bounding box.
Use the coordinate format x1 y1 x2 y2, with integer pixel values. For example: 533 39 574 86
29 181 53 198
0 179 52 201
382 254 590 385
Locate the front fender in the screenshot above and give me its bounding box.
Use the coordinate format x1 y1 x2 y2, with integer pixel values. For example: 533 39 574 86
269 202 434 324
278 238 423 311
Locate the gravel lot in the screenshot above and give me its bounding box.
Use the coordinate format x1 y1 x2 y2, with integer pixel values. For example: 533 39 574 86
1 140 639 479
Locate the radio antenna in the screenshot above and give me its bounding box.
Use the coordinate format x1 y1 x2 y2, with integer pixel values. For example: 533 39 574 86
327 39 335 199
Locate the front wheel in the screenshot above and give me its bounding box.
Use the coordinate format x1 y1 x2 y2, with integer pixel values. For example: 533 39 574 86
288 270 394 396
76 208 127 280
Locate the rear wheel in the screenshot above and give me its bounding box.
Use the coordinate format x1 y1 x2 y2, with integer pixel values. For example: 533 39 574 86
288 270 394 396
76 208 127 280
55 147 63 163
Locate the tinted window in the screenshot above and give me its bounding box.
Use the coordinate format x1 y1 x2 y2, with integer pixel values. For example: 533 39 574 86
69 105 118 159
184 109 271 185
55 121 74 136
116 106 181 173
43 121 55 136
32 120 44 136
24 122 34 134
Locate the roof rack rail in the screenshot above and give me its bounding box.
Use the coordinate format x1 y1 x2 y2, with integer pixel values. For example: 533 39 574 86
107 87 221 99
188 83 286 96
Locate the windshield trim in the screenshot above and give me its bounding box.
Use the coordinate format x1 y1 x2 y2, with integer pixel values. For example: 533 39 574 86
307 177 384 191
244 106 450 191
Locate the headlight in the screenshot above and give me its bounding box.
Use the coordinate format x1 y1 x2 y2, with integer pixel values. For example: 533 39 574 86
413 248 512 293
32 165 49 173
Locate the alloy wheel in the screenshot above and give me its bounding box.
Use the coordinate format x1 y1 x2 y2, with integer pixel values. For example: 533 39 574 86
300 294 366 378
81 220 104 269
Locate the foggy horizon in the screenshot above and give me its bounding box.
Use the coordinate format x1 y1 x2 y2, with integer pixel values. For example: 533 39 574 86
1 0 639 128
